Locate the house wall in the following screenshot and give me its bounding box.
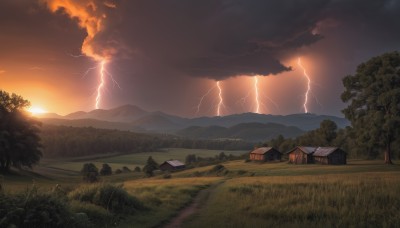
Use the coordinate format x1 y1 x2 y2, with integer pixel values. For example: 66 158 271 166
265 149 281 161
314 156 328 164
249 153 265 161
288 148 310 164
249 149 282 162
328 150 347 165
314 150 346 165
160 163 178 171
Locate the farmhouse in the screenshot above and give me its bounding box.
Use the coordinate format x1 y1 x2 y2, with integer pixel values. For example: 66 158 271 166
249 147 282 162
313 147 346 165
159 160 186 171
287 146 316 164
287 146 347 165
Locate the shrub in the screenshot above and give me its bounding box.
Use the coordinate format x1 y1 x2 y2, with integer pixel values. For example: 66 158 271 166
81 163 99 183
68 183 145 214
0 186 72 228
134 166 141 172
69 201 116 227
210 164 225 173
115 169 122 174
100 164 112 176
122 166 131 173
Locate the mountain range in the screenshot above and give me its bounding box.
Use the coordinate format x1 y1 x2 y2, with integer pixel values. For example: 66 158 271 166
39 104 349 141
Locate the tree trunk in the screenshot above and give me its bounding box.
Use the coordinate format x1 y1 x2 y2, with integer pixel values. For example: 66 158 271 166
384 143 393 165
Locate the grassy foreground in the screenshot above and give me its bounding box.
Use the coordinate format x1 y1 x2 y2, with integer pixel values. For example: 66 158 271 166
1 155 400 227
183 168 400 227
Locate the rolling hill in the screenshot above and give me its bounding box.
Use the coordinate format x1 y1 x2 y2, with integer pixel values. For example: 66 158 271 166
176 122 304 141
38 104 349 140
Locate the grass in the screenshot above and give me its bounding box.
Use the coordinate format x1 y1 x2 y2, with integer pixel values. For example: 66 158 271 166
120 177 222 227
183 172 400 227
2 151 400 227
40 148 248 172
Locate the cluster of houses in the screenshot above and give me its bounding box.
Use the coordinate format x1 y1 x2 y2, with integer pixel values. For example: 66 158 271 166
158 146 346 173
250 146 347 165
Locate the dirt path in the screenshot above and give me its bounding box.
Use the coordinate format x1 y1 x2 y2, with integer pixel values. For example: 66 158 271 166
163 180 225 228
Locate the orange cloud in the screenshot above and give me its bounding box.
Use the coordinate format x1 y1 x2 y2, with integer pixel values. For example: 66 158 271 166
42 0 117 61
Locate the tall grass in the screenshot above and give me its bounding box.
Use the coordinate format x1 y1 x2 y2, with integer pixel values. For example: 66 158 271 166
184 173 400 227
120 177 221 227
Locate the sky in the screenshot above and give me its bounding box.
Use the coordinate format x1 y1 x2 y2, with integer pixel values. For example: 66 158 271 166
1 0 399 117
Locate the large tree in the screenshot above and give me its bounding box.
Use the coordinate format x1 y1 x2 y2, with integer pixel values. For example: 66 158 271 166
341 52 400 164
0 90 42 172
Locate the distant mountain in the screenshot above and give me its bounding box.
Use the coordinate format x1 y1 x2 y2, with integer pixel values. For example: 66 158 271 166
187 113 349 131
41 118 144 132
38 105 350 134
65 105 149 122
176 122 304 141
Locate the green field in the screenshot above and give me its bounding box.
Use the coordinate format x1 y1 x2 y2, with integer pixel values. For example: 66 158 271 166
39 148 248 173
1 150 400 227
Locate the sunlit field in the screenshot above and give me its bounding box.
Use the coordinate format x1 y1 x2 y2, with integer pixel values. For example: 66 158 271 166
183 172 400 227
40 148 248 172
1 154 399 227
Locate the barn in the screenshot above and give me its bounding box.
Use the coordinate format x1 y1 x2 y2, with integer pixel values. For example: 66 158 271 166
313 147 347 165
249 147 282 162
159 160 186 171
287 146 317 164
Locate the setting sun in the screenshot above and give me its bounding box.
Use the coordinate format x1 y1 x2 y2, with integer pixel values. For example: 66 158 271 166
27 106 47 115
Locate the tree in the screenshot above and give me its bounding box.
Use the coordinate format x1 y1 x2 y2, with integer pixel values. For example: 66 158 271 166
81 163 99 182
315 120 337 146
341 51 400 164
0 90 42 173
99 163 112 176
142 156 158 177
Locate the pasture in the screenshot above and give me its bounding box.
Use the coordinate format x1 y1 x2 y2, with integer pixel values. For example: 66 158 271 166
1 150 400 227
39 148 248 172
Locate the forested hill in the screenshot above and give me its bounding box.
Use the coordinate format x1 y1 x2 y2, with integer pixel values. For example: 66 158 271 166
38 105 349 133
39 125 253 158
176 122 304 141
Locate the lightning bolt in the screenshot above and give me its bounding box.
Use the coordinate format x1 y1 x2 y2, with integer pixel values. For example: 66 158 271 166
254 76 260 113
95 60 106 109
216 81 224 116
195 84 217 116
297 57 311 113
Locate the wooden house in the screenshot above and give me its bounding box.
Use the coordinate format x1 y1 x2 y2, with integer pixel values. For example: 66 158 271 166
313 147 346 165
159 160 186 171
249 147 282 162
287 146 317 164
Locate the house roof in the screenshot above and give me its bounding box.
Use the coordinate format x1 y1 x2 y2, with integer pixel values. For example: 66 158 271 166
287 146 317 154
250 147 278 155
163 160 185 167
313 147 339 157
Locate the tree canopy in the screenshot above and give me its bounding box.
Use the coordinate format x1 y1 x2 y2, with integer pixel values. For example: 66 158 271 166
341 51 400 164
0 90 42 173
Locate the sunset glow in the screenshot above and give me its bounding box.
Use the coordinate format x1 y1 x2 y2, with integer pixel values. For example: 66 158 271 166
27 107 47 115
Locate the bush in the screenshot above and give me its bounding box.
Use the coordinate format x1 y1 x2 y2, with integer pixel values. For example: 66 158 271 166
0 186 72 228
134 166 141 172
81 163 99 183
115 169 122 174
122 166 131 173
68 183 146 214
69 201 116 227
100 164 112 176
210 164 225 173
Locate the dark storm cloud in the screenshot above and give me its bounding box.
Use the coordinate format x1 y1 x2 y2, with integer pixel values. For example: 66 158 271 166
114 0 329 80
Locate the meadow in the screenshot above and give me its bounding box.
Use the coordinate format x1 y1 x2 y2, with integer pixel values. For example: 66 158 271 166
1 149 400 227
39 148 248 172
